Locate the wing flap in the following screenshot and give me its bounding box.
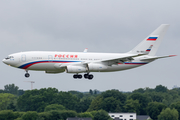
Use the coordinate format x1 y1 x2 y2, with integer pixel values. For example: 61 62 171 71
100 54 145 66
101 54 145 62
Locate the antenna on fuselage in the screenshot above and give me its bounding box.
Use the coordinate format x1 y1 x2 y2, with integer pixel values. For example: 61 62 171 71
83 48 88 52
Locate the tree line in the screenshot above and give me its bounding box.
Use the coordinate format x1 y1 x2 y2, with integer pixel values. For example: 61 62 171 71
0 84 180 120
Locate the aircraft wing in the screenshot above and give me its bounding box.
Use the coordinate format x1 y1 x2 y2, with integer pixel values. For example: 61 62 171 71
140 55 176 61
81 54 145 66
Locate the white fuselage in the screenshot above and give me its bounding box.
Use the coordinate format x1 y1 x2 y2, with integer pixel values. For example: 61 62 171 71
2 51 149 74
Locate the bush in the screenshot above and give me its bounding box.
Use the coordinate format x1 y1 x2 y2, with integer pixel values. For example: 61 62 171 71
78 112 93 118
21 111 38 120
44 104 66 112
58 110 77 120
93 110 112 120
38 112 52 120
158 108 179 120
0 110 17 120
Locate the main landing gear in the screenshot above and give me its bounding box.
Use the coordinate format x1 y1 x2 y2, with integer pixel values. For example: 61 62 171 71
73 73 94 80
84 73 93 80
73 74 82 79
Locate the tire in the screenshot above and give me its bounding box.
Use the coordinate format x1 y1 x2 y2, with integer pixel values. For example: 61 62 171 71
88 74 93 80
73 75 78 79
25 73 30 78
78 75 82 79
84 74 89 79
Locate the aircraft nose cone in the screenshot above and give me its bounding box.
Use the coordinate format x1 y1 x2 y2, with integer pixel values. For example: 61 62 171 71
2 59 9 65
2 59 6 63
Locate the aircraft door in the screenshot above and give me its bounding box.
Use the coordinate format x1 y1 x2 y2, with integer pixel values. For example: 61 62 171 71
48 55 53 62
21 54 26 62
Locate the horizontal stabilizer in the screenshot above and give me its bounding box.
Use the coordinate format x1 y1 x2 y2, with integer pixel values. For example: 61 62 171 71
140 55 177 61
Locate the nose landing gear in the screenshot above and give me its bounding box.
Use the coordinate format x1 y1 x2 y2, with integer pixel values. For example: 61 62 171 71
25 70 30 78
25 73 30 78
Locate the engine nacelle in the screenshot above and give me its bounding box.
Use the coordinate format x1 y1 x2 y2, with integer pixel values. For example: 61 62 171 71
66 66 87 73
45 70 65 74
88 63 107 71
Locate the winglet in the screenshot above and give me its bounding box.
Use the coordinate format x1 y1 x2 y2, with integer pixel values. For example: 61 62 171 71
83 48 88 52
169 55 177 57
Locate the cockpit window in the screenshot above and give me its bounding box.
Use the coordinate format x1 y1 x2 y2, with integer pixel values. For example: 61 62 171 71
5 56 14 60
5 57 10 60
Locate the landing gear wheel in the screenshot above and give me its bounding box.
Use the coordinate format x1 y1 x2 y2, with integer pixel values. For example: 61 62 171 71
25 73 30 78
73 75 78 79
78 75 82 79
88 74 93 80
84 74 89 79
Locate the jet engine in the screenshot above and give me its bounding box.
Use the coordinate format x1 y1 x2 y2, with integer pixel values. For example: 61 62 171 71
66 66 87 73
88 63 107 72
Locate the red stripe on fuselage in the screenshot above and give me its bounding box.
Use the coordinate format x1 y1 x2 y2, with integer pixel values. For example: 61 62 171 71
22 61 72 69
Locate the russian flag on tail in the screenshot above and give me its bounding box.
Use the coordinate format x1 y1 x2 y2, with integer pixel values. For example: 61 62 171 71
145 45 153 53
147 37 158 41
146 49 151 51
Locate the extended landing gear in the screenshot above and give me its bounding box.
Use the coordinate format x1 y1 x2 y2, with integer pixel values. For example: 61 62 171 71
25 73 30 78
73 74 82 79
73 73 94 80
25 70 30 78
84 74 93 80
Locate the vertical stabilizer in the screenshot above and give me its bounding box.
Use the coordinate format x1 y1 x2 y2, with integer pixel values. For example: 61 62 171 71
128 24 170 56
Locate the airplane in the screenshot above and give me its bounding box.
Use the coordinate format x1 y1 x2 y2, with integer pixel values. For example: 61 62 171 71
2 24 176 80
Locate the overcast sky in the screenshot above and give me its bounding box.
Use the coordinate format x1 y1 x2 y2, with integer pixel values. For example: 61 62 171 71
0 0 179 92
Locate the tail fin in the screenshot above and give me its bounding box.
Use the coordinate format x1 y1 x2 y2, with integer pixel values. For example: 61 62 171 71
128 24 170 56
